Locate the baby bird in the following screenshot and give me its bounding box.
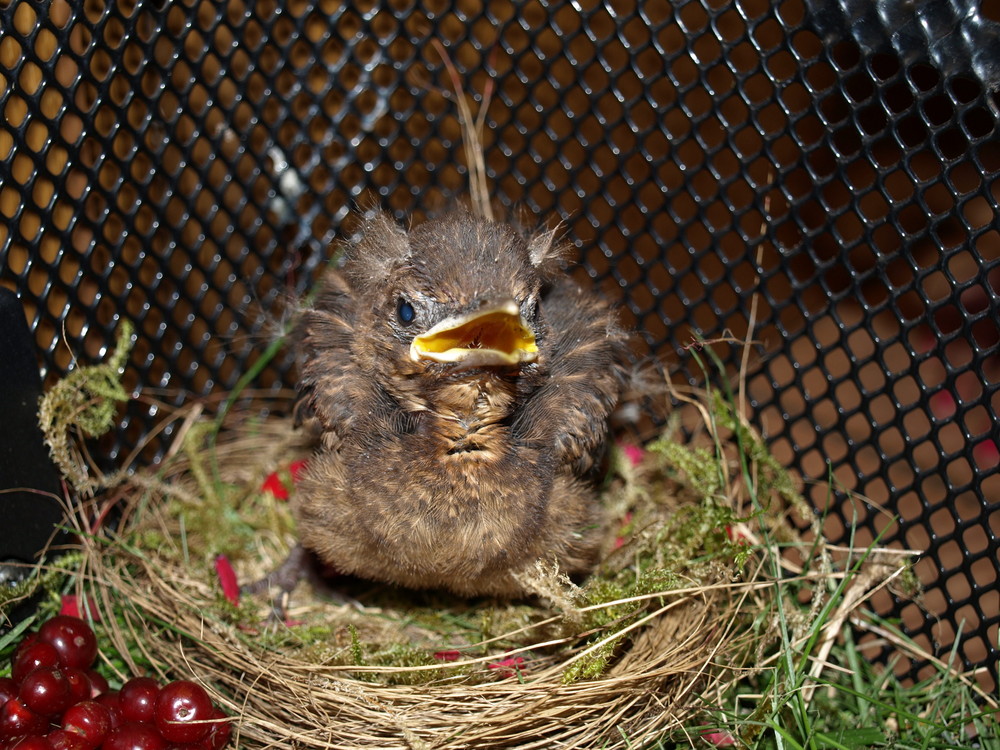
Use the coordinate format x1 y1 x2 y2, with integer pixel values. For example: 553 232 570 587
287 208 630 597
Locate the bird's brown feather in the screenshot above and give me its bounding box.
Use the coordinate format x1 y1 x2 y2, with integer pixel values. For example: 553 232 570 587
291 209 630 597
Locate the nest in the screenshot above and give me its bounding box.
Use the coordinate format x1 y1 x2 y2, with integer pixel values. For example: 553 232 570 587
33 335 909 749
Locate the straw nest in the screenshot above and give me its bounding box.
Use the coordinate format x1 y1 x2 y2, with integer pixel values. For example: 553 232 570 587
37 338 896 749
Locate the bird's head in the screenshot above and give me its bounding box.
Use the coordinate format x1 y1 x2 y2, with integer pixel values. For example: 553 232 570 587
341 209 567 381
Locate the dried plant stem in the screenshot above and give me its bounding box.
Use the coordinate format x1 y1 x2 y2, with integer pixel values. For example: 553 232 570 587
431 39 494 220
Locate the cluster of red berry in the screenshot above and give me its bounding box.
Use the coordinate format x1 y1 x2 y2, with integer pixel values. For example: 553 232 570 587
0 616 230 750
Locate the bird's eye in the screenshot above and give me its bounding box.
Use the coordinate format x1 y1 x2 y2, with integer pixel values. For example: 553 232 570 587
397 298 416 325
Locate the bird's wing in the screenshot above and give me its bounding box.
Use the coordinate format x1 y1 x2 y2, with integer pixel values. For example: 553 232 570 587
295 270 358 438
514 279 631 473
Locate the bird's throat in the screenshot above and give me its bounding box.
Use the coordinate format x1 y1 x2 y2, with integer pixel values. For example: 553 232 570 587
428 377 517 461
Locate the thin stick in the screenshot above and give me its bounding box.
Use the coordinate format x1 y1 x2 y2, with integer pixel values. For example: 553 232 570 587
431 39 494 220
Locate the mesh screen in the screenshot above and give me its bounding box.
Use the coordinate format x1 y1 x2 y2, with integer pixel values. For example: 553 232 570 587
1 0 997 691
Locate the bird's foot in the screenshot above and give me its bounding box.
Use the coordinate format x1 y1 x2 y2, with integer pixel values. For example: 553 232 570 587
242 543 310 623
242 543 361 623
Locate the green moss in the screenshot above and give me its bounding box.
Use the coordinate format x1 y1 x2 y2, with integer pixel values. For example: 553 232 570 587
712 392 793 492
37 322 134 489
348 623 365 666
648 439 726 502
212 594 264 631
560 414 786 683
564 505 742 683
897 565 922 599
580 579 631 628
563 634 624 683
0 552 83 624
367 644 470 685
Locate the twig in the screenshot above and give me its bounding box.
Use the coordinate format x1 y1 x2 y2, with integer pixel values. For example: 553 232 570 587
431 39 494 220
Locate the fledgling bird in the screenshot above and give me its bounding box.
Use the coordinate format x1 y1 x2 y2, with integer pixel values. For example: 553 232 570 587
286 208 630 598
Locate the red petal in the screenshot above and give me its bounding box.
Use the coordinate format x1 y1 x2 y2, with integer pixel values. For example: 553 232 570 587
59 595 100 621
288 459 308 483
701 730 737 746
214 554 241 605
261 471 290 500
60 594 81 618
614 511 633 549
488 655 526 677
261 460 308 499
621 443 645 467
433 650 461 662
725 525 747 542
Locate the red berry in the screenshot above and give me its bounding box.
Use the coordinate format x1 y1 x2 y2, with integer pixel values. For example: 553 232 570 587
44 730 88 750
11 642 60 684
153 681 213 744
204 709 230 750
61 700 112 749
8 735 55 750
84 671 107 698
101 722 168 750
10 634 40 666
60 669 91 705
0 697 47 740
95 691 123 728
18 666 72 717
119 678 159 724
163 745 209 750
37 617 98 671
0 677 17 708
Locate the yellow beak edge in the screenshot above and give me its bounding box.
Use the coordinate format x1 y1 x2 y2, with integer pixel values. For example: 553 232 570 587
409 300 538 367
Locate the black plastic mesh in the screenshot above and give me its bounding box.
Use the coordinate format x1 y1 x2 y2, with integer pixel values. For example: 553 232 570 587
1 0 997 691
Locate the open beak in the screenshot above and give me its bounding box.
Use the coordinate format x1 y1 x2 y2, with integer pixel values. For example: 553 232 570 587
409 299 538 367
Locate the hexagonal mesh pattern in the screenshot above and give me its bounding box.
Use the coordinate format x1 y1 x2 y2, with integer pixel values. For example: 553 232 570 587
1 0 997 690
